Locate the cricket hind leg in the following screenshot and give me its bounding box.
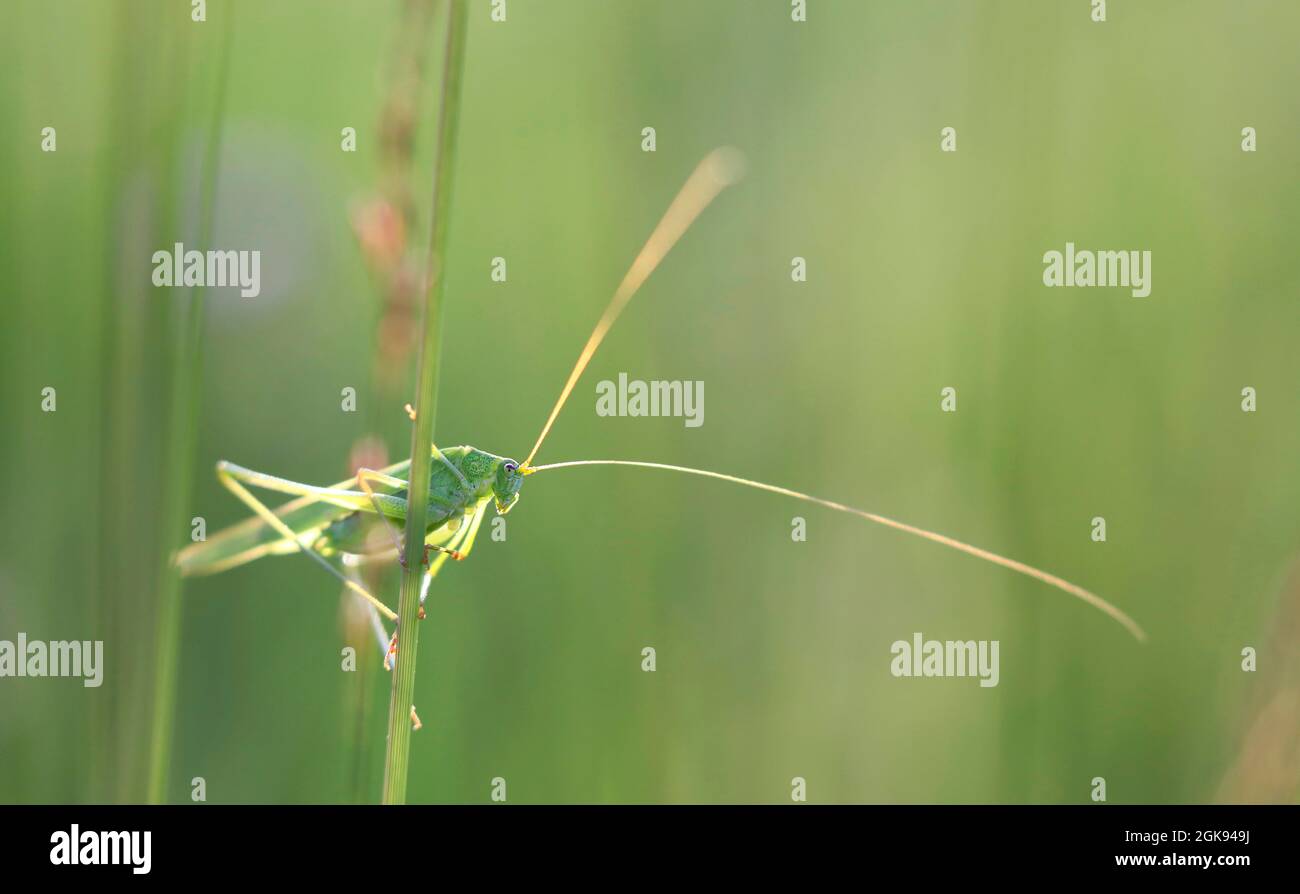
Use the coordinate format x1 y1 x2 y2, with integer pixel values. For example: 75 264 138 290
216 460 372 512
216 463 397 621
341 557 422 729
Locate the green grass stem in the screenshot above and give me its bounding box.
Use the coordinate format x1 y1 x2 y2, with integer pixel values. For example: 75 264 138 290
146 8 235 805
381 0 470 806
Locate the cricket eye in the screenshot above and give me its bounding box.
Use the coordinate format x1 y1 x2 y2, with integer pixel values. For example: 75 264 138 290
504 461 518 474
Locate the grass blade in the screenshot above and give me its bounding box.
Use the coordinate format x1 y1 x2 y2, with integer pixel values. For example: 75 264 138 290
381 0 470 806
146 7 235 805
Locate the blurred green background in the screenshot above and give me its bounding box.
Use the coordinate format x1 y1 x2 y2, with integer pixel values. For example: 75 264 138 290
2 0 1298 804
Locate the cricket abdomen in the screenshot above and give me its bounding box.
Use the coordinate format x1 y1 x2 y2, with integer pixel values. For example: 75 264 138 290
313 493 467 557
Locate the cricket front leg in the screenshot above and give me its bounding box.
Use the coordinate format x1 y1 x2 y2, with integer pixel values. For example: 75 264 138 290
388 507 481 672
416 502 487 610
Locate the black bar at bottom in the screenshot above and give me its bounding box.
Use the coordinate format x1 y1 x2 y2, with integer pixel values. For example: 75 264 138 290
4 805 1283 879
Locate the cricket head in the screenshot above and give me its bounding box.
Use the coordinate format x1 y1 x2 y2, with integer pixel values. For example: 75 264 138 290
492 457 525 514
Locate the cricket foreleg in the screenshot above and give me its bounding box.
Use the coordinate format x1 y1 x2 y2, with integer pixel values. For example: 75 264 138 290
340 561 420 728
442 500 486 563
217 464 397 621
416 503 483 608
406 517 470 571
390 513 480 672
384 503 485 679
412 541 469 567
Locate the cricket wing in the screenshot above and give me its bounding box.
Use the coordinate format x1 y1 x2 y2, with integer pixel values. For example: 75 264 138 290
175 457 416 577
175 494 354 576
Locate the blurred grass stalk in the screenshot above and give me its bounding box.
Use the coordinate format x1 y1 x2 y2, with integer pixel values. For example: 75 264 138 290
93 0 203 803
356 0 439 403
145 8 235 805
344 0 438 803
91 2 188 804
382 0 469 806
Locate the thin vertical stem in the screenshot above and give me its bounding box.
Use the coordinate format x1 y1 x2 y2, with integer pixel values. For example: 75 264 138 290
381 0 469 806
146 8 235 805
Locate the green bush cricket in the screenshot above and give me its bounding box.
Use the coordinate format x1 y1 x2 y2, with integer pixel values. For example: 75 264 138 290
176 147 1146 703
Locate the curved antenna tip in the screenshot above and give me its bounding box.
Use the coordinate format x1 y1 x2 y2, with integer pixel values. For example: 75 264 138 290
705 146 747 186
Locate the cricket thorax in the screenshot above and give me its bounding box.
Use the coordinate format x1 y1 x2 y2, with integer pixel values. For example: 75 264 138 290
449 446 497 487
437 446 516 510
443 445 523 515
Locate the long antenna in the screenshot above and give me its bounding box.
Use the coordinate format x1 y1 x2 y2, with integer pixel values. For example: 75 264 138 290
529 459 1148 642
521 148 746 469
